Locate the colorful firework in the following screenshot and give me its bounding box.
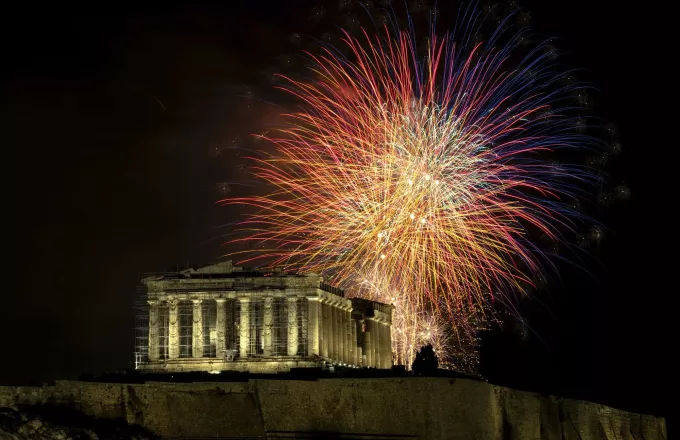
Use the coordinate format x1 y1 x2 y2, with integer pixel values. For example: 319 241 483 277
222 10 597 366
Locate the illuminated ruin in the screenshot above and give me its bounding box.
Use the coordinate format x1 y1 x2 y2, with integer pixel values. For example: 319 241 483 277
135 261 392 373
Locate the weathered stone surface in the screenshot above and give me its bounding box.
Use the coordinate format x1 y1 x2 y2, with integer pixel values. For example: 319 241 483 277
0 406 155 440
0 378 666 439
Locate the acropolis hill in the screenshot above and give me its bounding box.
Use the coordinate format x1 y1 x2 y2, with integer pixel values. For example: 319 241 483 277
0 376 666 439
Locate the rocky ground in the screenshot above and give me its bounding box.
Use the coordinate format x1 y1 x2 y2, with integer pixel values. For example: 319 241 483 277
0 407 155 440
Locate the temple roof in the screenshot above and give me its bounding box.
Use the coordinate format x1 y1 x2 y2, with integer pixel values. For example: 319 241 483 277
142 261 319 281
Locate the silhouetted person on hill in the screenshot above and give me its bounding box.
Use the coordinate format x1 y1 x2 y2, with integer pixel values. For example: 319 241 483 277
412 344 439 375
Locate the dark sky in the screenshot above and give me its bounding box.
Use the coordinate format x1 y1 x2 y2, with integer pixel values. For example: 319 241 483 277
7 0 670 424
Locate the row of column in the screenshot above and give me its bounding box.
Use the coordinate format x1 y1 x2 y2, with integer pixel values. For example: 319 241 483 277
312 297 357 366
148 297 302 361
362 317 392 369
148 296 392 368
238 297 300 358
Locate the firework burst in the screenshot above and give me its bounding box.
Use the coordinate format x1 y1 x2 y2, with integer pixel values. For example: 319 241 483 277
222 9 598 366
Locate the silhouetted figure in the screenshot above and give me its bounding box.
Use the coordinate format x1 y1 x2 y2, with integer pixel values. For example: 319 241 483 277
412 344 439 375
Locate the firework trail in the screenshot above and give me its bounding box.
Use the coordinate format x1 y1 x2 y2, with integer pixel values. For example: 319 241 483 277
356 274 482 370
222 7 598 367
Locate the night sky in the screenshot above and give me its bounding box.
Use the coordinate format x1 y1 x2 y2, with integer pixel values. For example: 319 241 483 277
7 0 670 425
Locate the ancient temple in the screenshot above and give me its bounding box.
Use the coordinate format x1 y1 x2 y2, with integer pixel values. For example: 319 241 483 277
136 261 393 373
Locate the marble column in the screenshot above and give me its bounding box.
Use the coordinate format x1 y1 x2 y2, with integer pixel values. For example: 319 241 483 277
192 299 203 358
343 307 350 363
336 306 342 363
215 299 227 358
327 302 334 360
239 297 250 358
333 304 340 361
350 316 357 366
378 322 385 369
364 320 373 368
376 320 383 369
373 319 381 368
263 297 273 356
323 301 330 358
386 320 392 368
345 308 352 365
287 297 298 356
381 321 388 368
341 307 346 362
338 305 344 362
168 299 179 359
340 307 346 363
306 297 320 356
148 300 159 361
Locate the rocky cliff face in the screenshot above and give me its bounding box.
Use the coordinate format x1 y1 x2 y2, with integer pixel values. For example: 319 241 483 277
0 406 156 440
0 378 667 439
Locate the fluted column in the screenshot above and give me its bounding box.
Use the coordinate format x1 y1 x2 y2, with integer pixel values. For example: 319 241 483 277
364 319 373 367
386 320 392 368
215 299 227 358
368 319 380 368
322 300 330 358
338 304 344 361
327 302 334 360
192 300 203 358
359 319 366 366
287 297 298 356
337 305 344 362
332 304 340 361
263 297 273 356
373 319 381 368
307 297 320 356
239 297 250 358
378 322 385 368
376 320 383 369
344 308 352 365
148 300 159 361
380 322 387 368
342 307 350 363
339 307 346 363
168 299 179 359
335 305 342 363
350 315 357 366
385 322 392 368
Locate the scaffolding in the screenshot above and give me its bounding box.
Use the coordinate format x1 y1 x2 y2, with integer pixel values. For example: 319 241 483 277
178 301 193 358
295 298 309 356
158 303 169 359
248 299 264 356
233 299 241 356
271 298 287 356
202 299 217 357
133 294 149 366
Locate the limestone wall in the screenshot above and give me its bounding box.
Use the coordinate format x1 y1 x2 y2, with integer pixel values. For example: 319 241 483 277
0 378 666 439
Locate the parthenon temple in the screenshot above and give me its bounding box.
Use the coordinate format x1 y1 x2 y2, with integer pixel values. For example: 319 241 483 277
136 261 393 373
